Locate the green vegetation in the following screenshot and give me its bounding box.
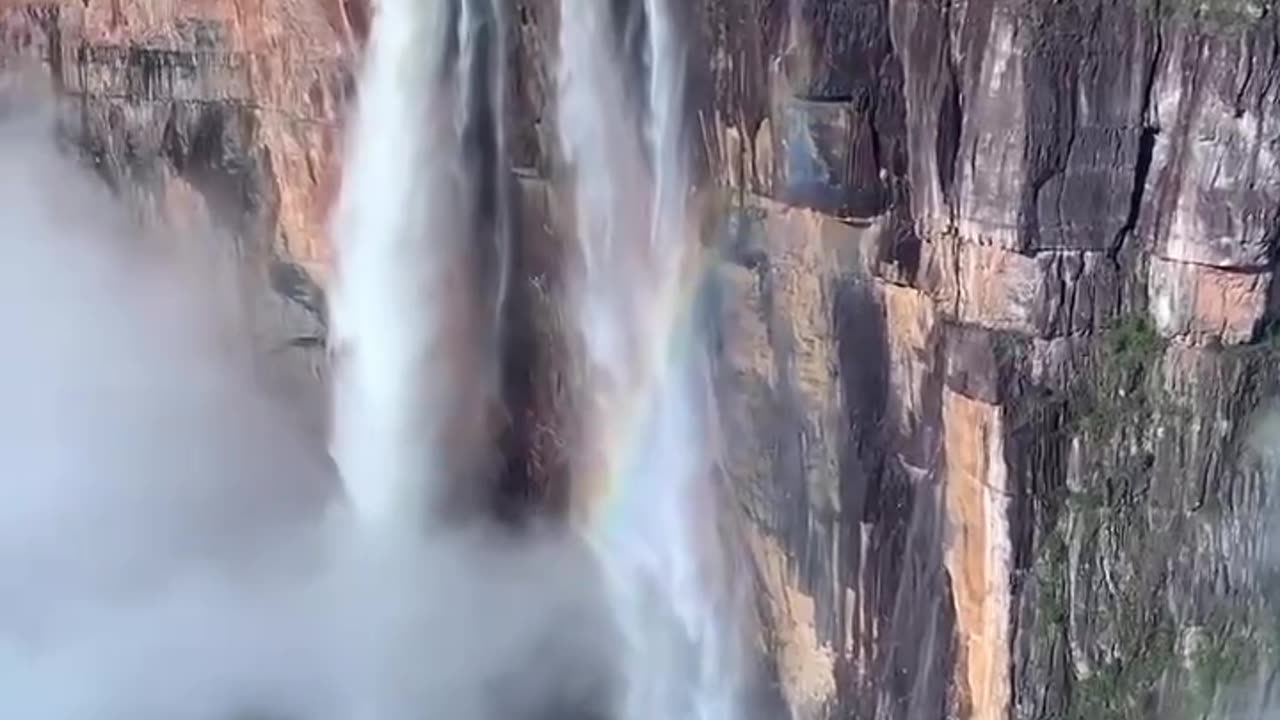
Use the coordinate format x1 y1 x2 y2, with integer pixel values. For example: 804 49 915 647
1063 488 1108 512
1052 603 1279 720
1030 308 1280 719
1064 514 1179 719
1031 316 1168 719
1070 311 1196 441
1068 620 1179 720
1033 515 1178 720
1101 314 1165 378
1181 609 1280 717
1190 631 1255 708
1076 313 1166 439
1032 523 1070 622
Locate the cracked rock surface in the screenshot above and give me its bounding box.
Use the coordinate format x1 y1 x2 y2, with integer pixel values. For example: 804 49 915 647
5 1 1280 718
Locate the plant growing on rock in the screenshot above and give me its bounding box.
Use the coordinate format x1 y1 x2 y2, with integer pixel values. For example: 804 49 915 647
1076 313 1166 439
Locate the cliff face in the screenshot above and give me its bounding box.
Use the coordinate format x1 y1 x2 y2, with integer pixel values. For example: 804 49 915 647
690 1 1280 718
4 1 1280 719
0 0 359 433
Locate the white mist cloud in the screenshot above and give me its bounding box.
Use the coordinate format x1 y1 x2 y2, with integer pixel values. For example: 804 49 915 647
0 98 617 720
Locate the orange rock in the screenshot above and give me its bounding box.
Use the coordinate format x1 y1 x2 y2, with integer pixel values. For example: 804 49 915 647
942 388 1013 720
0 0 356 273
1149 255 1271 346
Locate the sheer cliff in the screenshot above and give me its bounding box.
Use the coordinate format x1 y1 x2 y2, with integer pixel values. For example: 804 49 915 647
0 0 355 434
3 1 1279 719
682 2 1280 718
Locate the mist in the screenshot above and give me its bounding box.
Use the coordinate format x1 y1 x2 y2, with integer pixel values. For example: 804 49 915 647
1212 400 1280 720
0 100 617 720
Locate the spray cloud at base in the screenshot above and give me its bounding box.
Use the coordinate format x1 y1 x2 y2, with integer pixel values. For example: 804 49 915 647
0 0 747 717
0 97 617 718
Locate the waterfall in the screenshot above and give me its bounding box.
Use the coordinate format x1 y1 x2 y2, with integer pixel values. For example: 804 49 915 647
328 0 746 713
0 0 748 714
557 1 745 717
329 0 507 535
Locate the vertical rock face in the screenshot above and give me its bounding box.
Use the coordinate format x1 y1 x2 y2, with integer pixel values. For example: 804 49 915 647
942 388 1012 720
5 1 1280 719
0 0 357 432
688 1 1280 718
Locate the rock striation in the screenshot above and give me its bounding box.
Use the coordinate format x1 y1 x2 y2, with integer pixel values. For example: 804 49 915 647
4 1 1280 719
689 2 1280 718
0 0 359 432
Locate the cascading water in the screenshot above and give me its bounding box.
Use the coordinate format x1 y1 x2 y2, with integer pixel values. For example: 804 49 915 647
323 0 630 716
333 0 750 707
329 0 507 534
557 1 746 718
0 0 745 715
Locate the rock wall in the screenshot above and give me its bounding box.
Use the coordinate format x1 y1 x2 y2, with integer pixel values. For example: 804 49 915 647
0 0 359 433
4 1 1280 719
692 1 1280 718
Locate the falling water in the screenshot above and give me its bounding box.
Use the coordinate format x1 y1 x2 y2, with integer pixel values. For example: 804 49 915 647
558 1 745 718
329 0 506 534
326 0 743 713
0 0 740 715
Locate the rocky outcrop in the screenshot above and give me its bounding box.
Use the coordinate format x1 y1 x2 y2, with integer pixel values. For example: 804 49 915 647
5 1 1280 719
692 1 1280 718
0 0 358 431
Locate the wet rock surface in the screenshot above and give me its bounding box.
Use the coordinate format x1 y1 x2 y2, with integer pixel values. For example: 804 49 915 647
690 1 1280 718
0 0 353 433
5 1 1280 719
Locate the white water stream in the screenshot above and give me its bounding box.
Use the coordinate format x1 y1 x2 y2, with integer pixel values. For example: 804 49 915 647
0 0 744 716
557 1 745 718
329 0 505 535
